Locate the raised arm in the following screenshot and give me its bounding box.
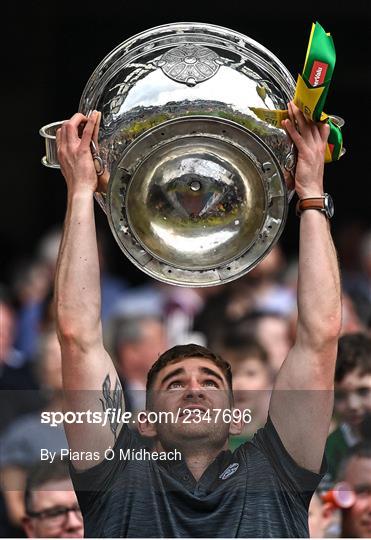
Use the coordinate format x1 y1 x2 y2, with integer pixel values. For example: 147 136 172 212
269 102 342 472
55 112 124 470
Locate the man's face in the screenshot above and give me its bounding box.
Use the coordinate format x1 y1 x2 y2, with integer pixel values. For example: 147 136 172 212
145 357 240 449
23 479 83 538
335 369 371 428
342 457 371 538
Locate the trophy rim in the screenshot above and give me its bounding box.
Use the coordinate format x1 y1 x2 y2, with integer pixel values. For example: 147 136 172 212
79 21 296 113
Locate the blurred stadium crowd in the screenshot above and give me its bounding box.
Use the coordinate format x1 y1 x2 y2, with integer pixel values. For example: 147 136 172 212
0 220 370 538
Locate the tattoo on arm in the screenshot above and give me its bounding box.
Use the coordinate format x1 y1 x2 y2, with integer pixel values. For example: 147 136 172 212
100 374 123 441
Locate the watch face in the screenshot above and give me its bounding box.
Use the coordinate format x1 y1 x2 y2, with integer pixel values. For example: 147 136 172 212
325 194 334 218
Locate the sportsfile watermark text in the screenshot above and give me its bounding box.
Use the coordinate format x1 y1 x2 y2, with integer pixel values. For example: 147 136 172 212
41 408 252 427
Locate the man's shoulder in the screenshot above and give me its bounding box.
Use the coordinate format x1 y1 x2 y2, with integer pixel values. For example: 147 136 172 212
243 416 326 496
232 422 278 472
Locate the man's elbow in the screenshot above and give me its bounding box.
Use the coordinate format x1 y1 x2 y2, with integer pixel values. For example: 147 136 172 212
320 312 342 341
56 318 102 352
298 315 342 351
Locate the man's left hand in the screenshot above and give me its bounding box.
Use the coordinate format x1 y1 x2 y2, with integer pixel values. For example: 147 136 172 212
282 101 330 199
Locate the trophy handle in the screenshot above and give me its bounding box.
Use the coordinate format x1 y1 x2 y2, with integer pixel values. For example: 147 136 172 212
39 121 64 169
39 121 108 214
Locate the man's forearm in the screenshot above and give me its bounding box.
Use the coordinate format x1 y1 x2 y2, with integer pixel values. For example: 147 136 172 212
56 189 102 344
297 209 341 350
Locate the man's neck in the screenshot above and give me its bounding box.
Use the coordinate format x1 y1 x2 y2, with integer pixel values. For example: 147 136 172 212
154 440 228 481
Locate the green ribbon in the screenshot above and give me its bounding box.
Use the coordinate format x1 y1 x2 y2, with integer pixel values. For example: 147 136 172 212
252 22 344 162
294 21 344 162
302 22 336 122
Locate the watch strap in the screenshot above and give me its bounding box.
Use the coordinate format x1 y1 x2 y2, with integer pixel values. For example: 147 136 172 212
296 196 325 217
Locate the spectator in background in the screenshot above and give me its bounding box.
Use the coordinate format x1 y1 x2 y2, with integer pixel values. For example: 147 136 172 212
241 244 296 316
308 490 334 538
326 333 371 480
0 287 41 537
340 227 371 327
13 228 62 358
22 460 83 538
14 227 129 359
337 441 371 538
0 288 26 381
12 259 51 310
213 245 294 323
0 287 40 434
341 292 366 336
0 330 68 527
225 311 292 374
108 315 167 413
193 244 295 351
224 338 273 450
360 412 371 440
110 281 216 348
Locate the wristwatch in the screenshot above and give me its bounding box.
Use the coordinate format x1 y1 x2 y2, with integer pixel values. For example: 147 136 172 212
296 193 334 219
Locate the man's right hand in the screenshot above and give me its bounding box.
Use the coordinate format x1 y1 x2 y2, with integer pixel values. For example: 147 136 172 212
56 111 100 194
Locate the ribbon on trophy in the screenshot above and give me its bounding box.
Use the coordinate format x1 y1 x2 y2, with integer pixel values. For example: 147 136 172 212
251 22 344 163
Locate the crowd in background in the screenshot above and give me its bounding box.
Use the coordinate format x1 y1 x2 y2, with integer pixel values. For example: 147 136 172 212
0 219 370 538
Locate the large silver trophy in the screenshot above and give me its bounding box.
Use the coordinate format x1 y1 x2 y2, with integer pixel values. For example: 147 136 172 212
40 22 297 287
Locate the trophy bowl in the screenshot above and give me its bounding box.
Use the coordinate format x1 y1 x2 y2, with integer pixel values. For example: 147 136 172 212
41 22 297 287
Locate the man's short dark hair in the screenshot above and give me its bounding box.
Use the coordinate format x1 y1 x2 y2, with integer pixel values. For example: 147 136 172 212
146 344 232 408
24 460 71 515
335 333 371 383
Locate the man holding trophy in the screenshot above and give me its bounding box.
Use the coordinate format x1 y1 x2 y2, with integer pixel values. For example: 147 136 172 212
54 95 341 537
40 20 343 538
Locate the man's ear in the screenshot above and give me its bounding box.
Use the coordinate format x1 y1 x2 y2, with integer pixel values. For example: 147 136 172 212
229 408 244 436
137 411 158 438
22 516 36 538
